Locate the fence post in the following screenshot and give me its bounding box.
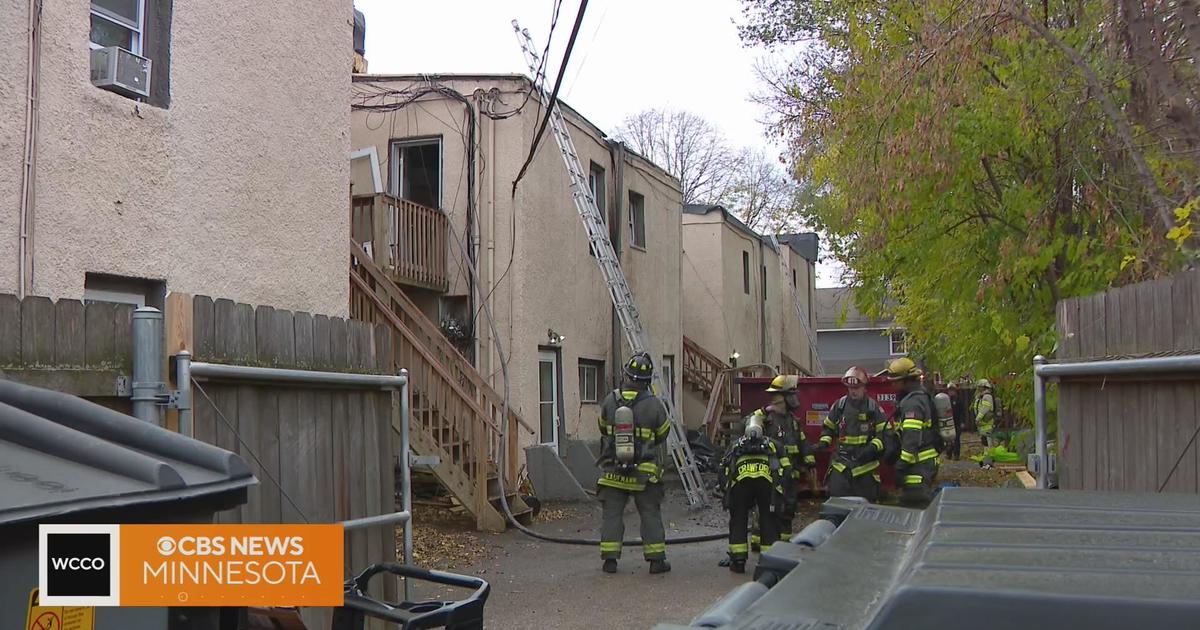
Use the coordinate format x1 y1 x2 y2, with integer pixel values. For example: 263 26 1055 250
131 307 164 426
1033 355 1048 489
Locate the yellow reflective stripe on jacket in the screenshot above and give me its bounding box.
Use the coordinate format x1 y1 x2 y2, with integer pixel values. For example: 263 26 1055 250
781 454 793 468
904 474 925 485
622 391 638 400
851 460 880 477
636 462 661 482
830 461 847 473
599 421 614 435
785 445 801 455
875 421 889 433
901 419 925 430
918 448 939 462
870 438 884 451
655 419 671 439
598 472 645 491
819 434 833 445
823 418 837 431
900 450 917 464
804 454 816 465
841 435 869 445
600 541 621 552
636 427 655 439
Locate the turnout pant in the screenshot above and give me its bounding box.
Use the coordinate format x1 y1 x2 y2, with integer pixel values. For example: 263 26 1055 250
826 468 880 503
898 460 938 506
729 478 778 561
599 483 666 560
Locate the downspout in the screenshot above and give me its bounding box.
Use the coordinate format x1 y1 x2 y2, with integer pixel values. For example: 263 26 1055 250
758 240 766 365
18 0 42 299
609 140 625 386
486 107 498 379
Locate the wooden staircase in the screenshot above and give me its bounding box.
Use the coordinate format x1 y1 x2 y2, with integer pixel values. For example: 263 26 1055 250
349 240 535 531
682 336 744 445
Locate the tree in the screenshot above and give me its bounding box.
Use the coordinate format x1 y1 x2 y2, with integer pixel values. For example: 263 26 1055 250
723 148 799 232
614 108 739 204
738 0 1199 418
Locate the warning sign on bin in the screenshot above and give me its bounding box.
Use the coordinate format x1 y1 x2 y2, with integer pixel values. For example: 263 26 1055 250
26 588 95 630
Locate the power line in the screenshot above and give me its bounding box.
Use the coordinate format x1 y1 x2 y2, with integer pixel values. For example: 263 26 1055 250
511 0 590 196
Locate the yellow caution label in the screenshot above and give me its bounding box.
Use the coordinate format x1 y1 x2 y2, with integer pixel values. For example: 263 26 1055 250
26 588 95 630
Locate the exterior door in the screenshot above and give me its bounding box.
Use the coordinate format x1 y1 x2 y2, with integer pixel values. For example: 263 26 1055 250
538 350 561 449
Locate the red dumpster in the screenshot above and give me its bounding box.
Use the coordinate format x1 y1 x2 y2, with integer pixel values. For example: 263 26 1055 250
739 376 900 493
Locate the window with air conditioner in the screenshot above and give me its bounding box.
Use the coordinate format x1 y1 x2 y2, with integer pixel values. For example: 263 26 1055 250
89 0 171 106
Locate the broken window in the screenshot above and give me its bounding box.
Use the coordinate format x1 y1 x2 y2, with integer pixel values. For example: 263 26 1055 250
389 138 442 209
588 162 606 256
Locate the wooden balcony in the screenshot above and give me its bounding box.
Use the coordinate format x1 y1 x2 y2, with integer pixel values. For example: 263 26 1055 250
351 193 449 293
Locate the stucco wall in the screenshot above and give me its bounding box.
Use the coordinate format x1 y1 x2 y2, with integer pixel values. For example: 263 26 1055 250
350 76 683 451
1 0 350 315
779 247 817 373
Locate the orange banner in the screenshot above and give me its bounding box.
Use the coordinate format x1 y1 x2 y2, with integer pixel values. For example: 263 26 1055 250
119 525 344 607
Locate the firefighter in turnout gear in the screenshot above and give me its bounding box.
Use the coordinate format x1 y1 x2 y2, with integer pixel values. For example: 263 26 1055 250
819 367 887 503
747 375 811 543
720 414 791 573
596 352 672 574
878 358 940 506
973 379 997 465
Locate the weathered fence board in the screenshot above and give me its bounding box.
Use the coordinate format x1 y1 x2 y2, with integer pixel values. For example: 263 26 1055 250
1056 269 1200 493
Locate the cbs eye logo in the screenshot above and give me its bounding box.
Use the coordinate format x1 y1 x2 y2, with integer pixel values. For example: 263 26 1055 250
39 525 121 606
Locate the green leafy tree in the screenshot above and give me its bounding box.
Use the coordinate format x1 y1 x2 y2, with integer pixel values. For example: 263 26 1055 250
739 0 1199 421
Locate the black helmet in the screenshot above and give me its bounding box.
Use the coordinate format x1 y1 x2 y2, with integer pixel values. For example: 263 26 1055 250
623 352 654 382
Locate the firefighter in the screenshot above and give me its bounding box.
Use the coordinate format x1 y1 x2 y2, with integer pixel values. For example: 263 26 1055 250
818 366 887 503
877 357 939 506
720 413 791 573
974 379 997 467
746 374 811 543
596 352 672 574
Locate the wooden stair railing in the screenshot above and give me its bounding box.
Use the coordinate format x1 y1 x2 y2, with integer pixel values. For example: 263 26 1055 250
350 241 534 531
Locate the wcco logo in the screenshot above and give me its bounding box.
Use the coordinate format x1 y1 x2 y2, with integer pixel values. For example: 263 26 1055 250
39 524 121 606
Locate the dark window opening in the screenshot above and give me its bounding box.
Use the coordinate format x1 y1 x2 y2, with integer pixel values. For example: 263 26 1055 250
742 252 750 294
628 191 646 249
588 163 606 256
389 139 442 209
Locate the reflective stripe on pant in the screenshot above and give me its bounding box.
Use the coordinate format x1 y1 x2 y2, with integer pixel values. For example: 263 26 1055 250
898 460 938 507
826 467 880 503
599 483 667 560
728 477 776 561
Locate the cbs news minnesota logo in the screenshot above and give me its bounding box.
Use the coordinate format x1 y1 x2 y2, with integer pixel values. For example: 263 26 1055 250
39 524 343 607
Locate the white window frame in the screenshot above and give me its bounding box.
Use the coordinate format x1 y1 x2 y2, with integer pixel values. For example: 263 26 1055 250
578 359 603 404
389 137 444 209
628 191 647 250
90 0 145 55
890 329 908 355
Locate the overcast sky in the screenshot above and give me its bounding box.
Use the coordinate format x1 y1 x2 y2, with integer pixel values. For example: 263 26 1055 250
353 0 843 286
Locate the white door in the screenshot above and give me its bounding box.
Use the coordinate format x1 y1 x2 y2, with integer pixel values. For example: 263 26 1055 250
538 350 561 449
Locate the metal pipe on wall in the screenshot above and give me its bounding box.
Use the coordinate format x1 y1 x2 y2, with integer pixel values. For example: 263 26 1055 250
1032 353 1200 490
18 0 43 299
175 350 193 437
180 362 413 599
131 307 165 426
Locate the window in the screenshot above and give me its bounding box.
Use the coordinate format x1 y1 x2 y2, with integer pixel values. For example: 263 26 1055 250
762 265 767 301
389 138 442 209
792 268 797 288
578 359 605 403
742 252 750 294
91 0 143 54
588 163 606 256
83 273 165 309
890 330 908 355
661 355 675 399
628 191 646 249
89 0 172 108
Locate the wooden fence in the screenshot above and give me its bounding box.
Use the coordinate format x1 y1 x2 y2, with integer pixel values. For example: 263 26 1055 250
1055 269 1200 493
1 292 400 627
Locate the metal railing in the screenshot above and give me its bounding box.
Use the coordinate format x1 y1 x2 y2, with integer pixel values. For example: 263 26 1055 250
1032 352 1200 490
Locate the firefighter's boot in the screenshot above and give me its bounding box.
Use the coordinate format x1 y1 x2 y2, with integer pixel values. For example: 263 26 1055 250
602 559 617 574
729 558 746 574
649 559 671 574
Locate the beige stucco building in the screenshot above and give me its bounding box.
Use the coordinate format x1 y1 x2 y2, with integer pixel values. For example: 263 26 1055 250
350 74 684 450
681 204 819 424
1 0 350 314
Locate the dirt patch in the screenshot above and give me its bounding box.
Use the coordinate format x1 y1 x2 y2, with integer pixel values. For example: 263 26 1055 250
400 506 491 570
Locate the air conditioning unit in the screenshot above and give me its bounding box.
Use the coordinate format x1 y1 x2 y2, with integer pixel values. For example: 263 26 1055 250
90 46 151 98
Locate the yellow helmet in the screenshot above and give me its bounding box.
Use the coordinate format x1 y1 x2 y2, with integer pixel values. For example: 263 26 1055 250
765 374 800 392
876 357 923 381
